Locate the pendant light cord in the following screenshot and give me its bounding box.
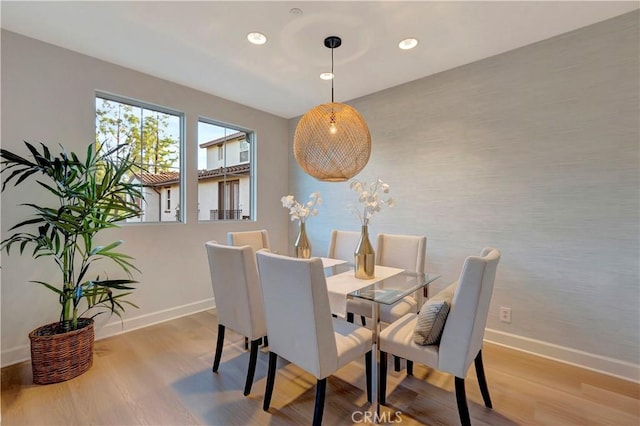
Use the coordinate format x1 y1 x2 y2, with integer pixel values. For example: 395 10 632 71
331 46 334 103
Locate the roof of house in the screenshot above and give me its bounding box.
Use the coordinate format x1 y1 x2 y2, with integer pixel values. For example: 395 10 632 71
199 131 246 149
133 164 250 187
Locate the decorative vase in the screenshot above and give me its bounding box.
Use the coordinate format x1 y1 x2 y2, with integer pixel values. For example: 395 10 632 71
295 222 312 259
29 318 94 385
354 224 375 279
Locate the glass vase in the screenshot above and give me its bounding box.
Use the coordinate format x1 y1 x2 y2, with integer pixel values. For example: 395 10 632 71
295 222 312 259
354 224 375 279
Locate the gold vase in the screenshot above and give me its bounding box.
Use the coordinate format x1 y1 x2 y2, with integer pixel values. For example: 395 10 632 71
354 224 375 279
295 222 311 259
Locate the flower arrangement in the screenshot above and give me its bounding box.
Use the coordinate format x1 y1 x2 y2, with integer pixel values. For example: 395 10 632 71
281 192 322 223
349 178 394 225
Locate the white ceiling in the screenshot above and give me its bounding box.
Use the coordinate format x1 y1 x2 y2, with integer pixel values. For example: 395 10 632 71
1 1 637 119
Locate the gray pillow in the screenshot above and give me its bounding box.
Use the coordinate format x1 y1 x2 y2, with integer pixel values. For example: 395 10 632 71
413 299 450 345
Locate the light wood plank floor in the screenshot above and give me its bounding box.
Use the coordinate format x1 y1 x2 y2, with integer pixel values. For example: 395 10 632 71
2 310 638 425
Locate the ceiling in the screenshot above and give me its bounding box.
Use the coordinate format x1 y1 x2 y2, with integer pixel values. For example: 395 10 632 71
1 1 637 119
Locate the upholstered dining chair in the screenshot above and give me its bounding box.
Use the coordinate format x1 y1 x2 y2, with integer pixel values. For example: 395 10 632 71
346 233 427 326
378 247 501 426
204 241 267 396
256 251 373 426
227 229 271 252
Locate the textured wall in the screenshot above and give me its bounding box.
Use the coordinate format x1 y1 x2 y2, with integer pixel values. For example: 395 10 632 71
289 11 639 378
1 31 290 365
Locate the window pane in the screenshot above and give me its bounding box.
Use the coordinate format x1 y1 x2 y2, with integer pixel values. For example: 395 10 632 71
96 96 182 223
198 120 253 221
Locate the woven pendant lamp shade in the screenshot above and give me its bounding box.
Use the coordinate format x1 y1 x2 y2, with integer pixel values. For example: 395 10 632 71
294 102 371 182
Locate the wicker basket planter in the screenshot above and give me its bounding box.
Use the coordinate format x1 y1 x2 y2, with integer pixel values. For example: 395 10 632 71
29 318 94 385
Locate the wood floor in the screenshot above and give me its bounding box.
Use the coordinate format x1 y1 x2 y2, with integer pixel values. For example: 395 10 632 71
2 310 638 425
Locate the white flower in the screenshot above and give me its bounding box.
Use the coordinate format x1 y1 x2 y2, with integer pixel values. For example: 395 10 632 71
281 192 322 223
349 178 394 225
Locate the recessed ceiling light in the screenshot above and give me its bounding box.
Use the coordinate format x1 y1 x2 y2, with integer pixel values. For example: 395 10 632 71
398 38 418 50
320 72 334 80
247 32 267 45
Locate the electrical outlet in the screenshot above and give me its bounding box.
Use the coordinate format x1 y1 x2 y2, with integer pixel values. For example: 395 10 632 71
499 307 512 323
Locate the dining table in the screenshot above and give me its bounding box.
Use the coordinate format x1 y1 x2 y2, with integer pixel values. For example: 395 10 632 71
323 260 441 417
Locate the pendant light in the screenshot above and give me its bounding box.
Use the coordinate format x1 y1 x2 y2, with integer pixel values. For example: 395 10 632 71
293 36 371 182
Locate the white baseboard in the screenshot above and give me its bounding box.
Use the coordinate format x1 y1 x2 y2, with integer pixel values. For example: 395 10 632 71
484 328 640 383
1 298 215 368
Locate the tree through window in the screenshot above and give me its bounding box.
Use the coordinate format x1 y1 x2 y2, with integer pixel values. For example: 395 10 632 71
95 95 182 222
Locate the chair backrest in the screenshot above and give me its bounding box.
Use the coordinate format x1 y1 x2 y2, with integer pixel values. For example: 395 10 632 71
438 247 501 377
227 230 270 252
256 251 338 379
375 233 426 273
204 240 267 340
327 229 361 265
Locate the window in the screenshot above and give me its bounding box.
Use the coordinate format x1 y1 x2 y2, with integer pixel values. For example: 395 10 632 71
95 94 183 223
198 120 254 221
239 141 249 163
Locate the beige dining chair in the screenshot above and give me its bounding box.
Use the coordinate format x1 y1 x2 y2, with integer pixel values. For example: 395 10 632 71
378 247 501 426
256 251 373 426
204 241 267 396
227 229 271 252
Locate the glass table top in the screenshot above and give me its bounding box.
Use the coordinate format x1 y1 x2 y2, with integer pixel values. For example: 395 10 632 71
348 271 441 305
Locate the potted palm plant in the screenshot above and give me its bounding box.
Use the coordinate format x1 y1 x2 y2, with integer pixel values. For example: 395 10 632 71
0 141 143 384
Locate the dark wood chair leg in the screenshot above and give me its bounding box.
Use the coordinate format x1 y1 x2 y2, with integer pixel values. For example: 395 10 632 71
455 376 471 426
243 339 260 396
263 352 278 411
312 378 327 426
406 360 414 376
394 355 401 372
244 336 249 350
379 351 388 405
360 315 367 326
346 312 354 323
365 350 372 403
474 350 492 408
212 324 225 372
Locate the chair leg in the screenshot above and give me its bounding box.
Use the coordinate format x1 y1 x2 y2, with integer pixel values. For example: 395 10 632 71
406 360 414 376
212 324 225 372
365 350 372 403
379 351 388 405
244 336 249 350
243 339 260 396
346 312 354 323
263 352 278 411
454 376 471 426
394 355 401 372
313 378 327 426
360 315 367 326
474 350 492 408
263 336 269 347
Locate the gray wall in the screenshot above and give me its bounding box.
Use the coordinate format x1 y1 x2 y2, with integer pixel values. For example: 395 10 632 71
289 11 639 379
1 30 290 366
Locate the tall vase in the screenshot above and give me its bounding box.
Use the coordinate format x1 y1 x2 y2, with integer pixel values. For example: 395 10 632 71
354 224 375 279
295 222 312 259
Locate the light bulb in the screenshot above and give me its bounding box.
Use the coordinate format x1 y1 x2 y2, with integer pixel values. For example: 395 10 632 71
329 122 337 135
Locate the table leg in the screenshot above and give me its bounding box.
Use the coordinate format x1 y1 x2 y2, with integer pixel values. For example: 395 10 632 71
371 302 380 418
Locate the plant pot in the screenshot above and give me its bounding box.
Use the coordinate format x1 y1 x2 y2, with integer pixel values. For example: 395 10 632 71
29 318 94 385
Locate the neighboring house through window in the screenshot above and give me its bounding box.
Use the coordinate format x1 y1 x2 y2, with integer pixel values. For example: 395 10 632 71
198 120 254 221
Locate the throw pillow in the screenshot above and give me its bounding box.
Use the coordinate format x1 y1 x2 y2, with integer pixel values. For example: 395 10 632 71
413 299 450 345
